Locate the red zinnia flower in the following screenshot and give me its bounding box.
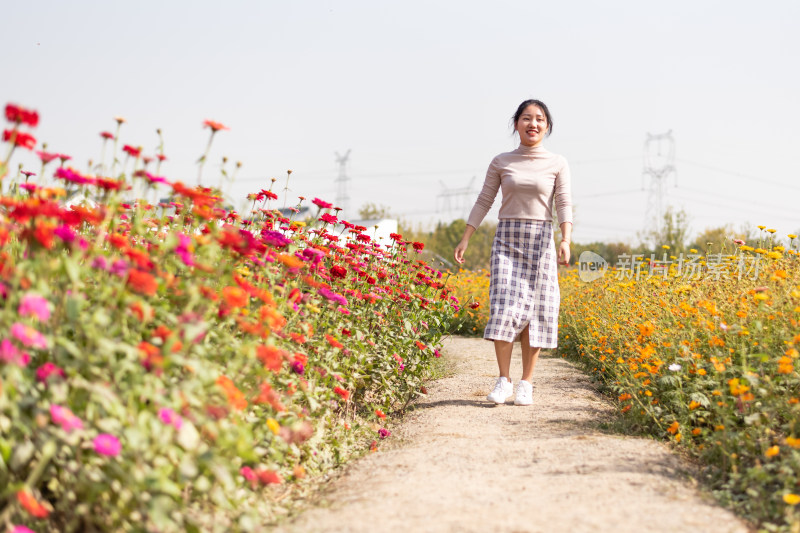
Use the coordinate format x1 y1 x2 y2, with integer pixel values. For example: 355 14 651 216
333 386 350 400
122 144 142 157
100 131 115 140
5 104 39 127
203 119 229 132
329 265 347 279
2 129 36 149
312 198 333 209
412 241 425 251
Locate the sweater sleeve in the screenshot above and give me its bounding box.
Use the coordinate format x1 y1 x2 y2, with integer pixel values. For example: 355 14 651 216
466 156 501 229
554 156 573 225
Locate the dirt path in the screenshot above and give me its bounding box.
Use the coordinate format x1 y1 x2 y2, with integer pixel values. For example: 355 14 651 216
276 337 752 533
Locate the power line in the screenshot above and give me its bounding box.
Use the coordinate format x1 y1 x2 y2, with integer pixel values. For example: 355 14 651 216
676 158 800 191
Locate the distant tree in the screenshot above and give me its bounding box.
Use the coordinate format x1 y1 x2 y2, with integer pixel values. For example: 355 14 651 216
571 241 631 267
688 224 746 255
637 206 691 255
358 202 393 220
405 219 497 272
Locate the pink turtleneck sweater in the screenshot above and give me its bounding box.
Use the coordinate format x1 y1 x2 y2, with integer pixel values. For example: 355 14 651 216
466 144 573 229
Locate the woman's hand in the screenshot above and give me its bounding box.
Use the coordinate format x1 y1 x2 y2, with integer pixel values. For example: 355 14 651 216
557 241 571 265
454 239 469 264
454 224 477 265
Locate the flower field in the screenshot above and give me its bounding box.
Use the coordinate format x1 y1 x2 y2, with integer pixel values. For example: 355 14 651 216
445 269 490 336
559 240 800 530
0 104 457 532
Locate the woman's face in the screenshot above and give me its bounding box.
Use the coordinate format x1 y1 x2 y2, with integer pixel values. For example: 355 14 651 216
515 105 548 147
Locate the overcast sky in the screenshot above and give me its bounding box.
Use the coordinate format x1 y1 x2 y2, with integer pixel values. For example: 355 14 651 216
3 0 799 245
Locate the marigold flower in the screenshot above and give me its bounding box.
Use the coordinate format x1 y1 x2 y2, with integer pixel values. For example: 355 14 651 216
93 433 122 456
765 445 780 457
784 493 800 506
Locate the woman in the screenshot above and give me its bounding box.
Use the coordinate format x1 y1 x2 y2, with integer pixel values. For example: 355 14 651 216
454 99 572 406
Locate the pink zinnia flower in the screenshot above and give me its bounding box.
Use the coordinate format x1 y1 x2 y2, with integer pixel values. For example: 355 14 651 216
93 433 122 456
240 466 257 484
0 339 30 366
10 323 47 349
158 407 183 429
12 526 36 533
18 293 51 322
54 225 77 243
36 362 66 383
50 405 84 432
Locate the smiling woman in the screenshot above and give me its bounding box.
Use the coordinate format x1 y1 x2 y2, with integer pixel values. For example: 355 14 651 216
454 98 573 407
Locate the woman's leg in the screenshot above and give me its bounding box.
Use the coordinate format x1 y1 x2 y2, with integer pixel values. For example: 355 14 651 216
519 326 541 382
493 340 513 379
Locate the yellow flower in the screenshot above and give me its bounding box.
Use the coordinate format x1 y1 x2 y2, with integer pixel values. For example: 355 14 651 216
765 445 780 457
784 494 800 506
757 225 766 230
741 245 754 252
753 293 768 301
661 245 670 250
774 245 785 252
767 251 782 260
688 400 700 410
267 418 280 435
689 248 698 254
767 228 777 233
786 436 800 449
789 234 798 239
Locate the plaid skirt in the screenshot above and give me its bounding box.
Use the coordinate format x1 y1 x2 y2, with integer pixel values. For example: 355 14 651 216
484 219 560 348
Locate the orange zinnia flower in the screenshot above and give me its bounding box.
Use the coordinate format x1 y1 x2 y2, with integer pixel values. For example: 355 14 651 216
222 286 248 308
216 375 247 411
17 489 50 518
127 269 158 296
257 345 285 372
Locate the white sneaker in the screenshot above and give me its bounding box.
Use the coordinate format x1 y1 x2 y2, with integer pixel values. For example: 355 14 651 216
487 377 513 404
514 380 533 405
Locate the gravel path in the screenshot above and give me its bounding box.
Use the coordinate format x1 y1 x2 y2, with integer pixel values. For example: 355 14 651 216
276 336 752 533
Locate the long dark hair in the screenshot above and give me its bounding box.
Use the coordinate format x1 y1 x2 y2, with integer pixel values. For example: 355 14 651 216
511 99 553 136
